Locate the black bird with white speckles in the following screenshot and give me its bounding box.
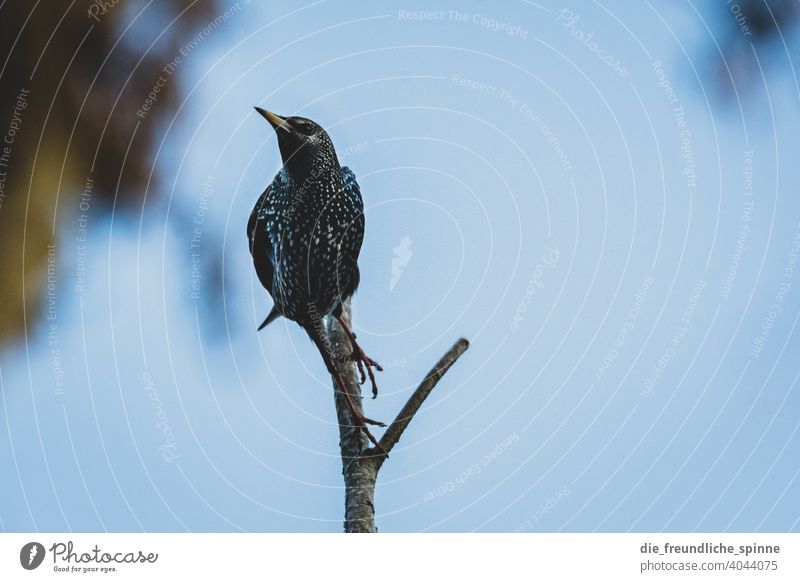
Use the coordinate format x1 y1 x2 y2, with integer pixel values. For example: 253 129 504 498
248 108 385 450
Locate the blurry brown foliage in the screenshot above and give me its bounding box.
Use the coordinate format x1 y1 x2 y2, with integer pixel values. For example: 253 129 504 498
0 0 218 345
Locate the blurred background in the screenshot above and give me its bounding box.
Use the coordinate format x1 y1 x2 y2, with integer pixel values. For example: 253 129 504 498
0 0 798 532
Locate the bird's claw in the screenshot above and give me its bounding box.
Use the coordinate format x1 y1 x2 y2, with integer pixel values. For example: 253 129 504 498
353 356 367 385
332 371 386 454
335 315 383 398
345 347 382 398
362 415 387 428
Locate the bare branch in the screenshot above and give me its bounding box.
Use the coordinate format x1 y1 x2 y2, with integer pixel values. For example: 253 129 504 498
374 338 469 465
327 302 377 532
326 302 469 532
328 303 369 459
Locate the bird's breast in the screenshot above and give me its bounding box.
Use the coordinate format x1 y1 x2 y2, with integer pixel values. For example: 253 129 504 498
263 179 363 318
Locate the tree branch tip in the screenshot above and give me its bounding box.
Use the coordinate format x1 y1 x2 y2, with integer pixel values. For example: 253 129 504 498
375 336 471 460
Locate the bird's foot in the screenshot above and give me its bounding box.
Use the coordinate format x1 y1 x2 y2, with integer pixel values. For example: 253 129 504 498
348 411 387 454
361 426 388 457
348 350 383 398
335 315 383 399
348 413 386 455
360 414 386 427
333 371 387 456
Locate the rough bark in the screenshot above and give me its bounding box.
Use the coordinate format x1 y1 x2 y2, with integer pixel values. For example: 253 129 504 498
327 302 469 532
328 304 377 532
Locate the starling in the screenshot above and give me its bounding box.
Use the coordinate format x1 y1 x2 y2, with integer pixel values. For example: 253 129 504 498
248 107 384 450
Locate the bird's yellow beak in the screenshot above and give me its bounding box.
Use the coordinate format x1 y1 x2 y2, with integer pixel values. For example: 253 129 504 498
255 107 293 132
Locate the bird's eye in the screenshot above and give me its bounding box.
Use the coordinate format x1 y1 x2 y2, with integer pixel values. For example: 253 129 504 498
290 119 308 133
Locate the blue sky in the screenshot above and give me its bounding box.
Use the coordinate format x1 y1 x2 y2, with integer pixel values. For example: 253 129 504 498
1 0 799 532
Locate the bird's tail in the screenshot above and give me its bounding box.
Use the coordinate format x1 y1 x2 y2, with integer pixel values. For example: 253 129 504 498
257 306 281 331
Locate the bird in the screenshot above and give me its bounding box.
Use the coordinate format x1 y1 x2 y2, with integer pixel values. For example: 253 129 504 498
248 107 385 450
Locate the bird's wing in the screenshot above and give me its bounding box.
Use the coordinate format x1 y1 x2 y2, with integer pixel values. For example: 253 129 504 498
248 178 277 295
340 166 365 258
340 166 363 210
247 183 267 255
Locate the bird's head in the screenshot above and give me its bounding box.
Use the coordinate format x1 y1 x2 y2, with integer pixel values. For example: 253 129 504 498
255 107 338 175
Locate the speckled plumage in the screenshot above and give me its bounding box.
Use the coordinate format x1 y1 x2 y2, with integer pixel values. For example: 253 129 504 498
248 111 364 334
248 109 386 448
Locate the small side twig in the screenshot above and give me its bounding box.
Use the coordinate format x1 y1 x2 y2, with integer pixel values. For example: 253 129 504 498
372 338 469 467
326 301 469 532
